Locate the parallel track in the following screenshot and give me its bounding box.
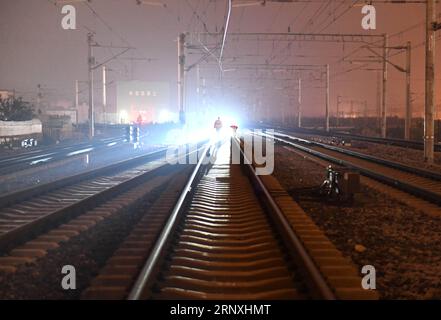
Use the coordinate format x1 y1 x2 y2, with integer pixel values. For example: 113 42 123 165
0 148 173 253
150 163 304 299
103 140 329 299
264 125 441 152
270 132 441 206
0 136 126 175
90 138 374 300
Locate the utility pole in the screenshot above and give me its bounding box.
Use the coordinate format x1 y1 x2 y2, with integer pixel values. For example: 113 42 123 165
350 100 354 119
178 33 186 125
424 0 436 163
372 41 412 139
387 42 413 140
381 34 388 138
376 71 382 134
84 36 132 133
336 95 343 128
88 33 95 139
405 41 412 140
75 80 79 125
75 80 79 111
282 105 286 125
102 65 107 125
196 63 200 115
297 78 302 128
325 64 330 132
37 84 42 112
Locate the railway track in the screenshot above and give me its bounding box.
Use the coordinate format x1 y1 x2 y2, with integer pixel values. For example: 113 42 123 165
151 165 300 299
263 125 441 152
0 141 213 277
0 136 126 176
0 147 182 255
83 138 377 300
269 131 441 207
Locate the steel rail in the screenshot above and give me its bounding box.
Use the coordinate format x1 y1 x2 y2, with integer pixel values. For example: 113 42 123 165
0 147 168 208
234 137 336 300
272 134 441 206
0 143 207 254
128 143 212 300
129 137 337 300
274 132 441 182
0 136 126 169
270 125 441 152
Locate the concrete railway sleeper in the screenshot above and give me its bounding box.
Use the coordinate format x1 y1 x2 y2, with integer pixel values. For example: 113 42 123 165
0 144 205 255
84 139 378 300
269 132 441 207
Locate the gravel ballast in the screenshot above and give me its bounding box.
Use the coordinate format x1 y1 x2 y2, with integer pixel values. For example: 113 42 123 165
273 145 441 299
298 133 441 173
0 172 177 299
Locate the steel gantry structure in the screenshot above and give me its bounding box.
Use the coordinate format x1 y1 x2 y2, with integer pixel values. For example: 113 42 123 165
51 0 439 161
191 31 388 133
227 0 439 162
198 62 330 129
87 33 133 138
425 0 438 163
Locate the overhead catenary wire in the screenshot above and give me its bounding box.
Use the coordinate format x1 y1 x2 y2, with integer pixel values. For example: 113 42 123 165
310 0 347 33
299 1 330 33
33 0 441 120
317 0 361 33
83 1 132 48
184 0 214 34
219 0 233 72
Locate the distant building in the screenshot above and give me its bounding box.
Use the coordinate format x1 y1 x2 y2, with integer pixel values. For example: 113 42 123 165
116 81 171 124
40 114 73 142
46 108 78 124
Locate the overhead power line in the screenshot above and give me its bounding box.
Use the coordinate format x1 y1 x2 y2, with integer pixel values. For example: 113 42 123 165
219 0 233 72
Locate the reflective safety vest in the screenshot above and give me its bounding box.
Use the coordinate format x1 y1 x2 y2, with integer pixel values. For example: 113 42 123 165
214 120 222 129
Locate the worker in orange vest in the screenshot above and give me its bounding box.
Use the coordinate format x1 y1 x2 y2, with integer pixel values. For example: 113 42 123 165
214 117 223 132
136 114 143 125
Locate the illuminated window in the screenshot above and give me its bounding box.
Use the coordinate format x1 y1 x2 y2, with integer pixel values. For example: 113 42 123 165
129 91 133 96
147 91 151 96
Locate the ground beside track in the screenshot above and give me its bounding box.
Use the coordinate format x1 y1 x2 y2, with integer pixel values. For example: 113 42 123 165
0 144 162 195
273 145 441 299
294 133 441 173
0 175 171 299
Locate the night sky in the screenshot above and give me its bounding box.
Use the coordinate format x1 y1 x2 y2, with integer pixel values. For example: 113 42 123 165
0 0 439 119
